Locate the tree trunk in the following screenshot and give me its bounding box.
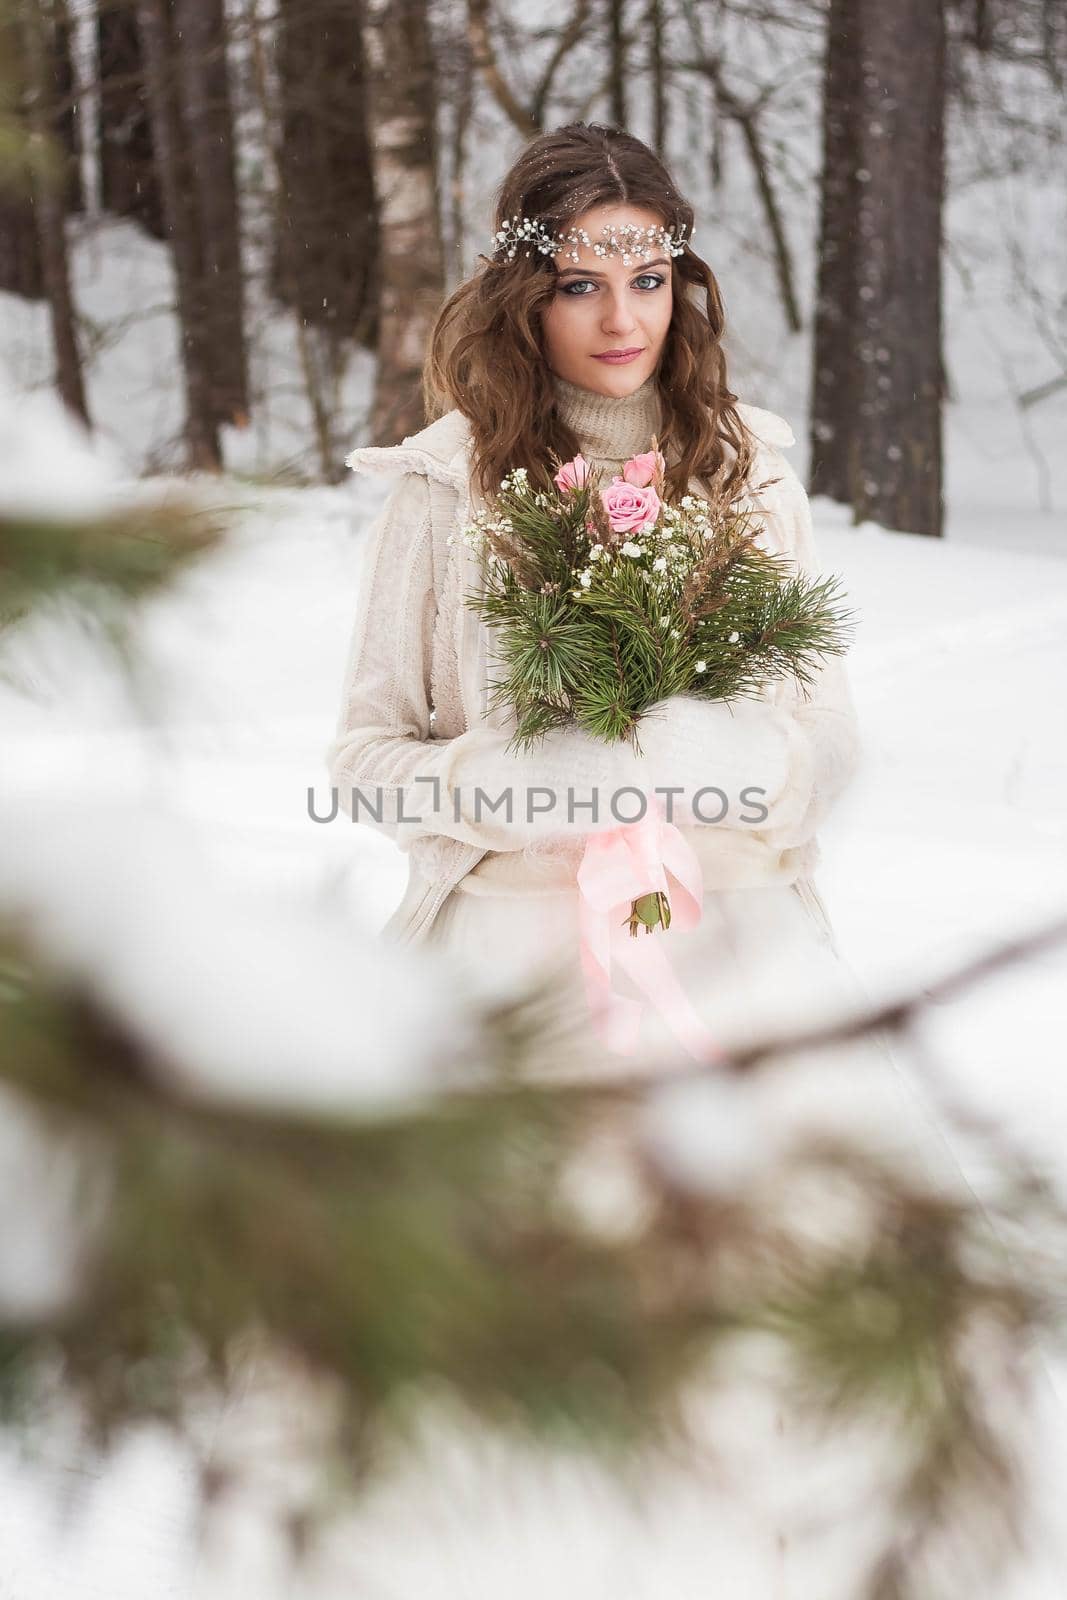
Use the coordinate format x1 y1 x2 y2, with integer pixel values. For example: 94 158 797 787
173 0 249 422
51 0 85 215
97 0 165 237
648 0 666 155
20 0 89 424
852 0 946 535
0 191 42 297
0 9 43 298
363 0 445 444
272 0 379 349
444 16 474 289
136 0 220 467
608 0 627 127
809 0 861 503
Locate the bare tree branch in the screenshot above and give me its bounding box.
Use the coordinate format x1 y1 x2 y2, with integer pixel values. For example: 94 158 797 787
467 0 593 138
466 0 541 137
676 0 802 331
531 0 592 129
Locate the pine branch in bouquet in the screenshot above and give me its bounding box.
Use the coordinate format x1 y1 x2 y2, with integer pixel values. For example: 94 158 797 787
459 448 857 752
721 566 857 697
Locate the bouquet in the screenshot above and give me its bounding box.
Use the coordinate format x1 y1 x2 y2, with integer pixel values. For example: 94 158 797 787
453 442 856 1058
456 441 855 755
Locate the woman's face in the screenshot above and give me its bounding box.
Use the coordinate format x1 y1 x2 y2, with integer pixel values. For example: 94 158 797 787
541 202 675 398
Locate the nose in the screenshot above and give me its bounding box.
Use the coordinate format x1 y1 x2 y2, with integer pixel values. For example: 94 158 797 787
601 285 639 337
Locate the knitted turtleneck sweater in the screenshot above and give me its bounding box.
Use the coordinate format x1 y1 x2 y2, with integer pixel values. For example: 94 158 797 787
549 371 664 478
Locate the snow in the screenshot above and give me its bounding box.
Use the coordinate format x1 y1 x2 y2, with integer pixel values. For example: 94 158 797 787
2 33 1067 1593
0 1090 111 1322
0 362 124 519
0 797 482 1120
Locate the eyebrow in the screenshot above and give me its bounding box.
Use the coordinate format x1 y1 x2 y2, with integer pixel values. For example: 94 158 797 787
555 256 671 278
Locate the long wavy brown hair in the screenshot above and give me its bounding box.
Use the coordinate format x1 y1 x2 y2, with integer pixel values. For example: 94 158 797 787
424 122 758 503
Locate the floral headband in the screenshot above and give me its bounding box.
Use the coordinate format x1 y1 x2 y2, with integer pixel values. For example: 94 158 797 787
491 216 692 266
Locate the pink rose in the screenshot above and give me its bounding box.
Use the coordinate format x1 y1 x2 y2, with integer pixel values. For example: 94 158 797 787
621 449 665 488
601 480 661 535
554 454 590 492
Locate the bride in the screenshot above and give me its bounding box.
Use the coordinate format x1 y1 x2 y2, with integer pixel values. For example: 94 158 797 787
327 119 867 1072
325 121 1005 1594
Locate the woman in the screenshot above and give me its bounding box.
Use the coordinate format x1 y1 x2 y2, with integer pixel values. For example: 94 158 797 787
327 121 869 1075
328 123 993 1592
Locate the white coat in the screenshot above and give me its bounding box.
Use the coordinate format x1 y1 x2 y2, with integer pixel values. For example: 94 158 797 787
327 400 863 970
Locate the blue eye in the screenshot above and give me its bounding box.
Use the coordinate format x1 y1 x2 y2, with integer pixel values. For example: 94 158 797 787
559 273 667 296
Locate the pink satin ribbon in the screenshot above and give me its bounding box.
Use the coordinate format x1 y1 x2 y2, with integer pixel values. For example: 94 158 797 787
575 794 726 1063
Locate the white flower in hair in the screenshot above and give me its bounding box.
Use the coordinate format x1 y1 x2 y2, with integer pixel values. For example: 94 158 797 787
492 215 692 265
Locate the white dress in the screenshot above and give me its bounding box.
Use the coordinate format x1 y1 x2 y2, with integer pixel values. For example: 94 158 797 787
430 856 831 1046
425 820 958 1166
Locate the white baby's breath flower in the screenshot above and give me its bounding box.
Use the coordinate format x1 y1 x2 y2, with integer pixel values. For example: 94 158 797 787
621 540 642 558
579 571 592 588
728 631 740 643
695 660 707 672
652 556 667 572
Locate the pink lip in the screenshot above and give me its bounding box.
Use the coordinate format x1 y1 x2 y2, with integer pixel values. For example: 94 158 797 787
593 348 644 363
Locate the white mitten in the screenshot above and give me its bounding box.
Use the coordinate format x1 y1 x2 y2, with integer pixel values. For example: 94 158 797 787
627 693 816 833
426 718 653 847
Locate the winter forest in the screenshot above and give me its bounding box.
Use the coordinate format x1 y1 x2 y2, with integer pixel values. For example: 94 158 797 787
2 0 1067 1596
